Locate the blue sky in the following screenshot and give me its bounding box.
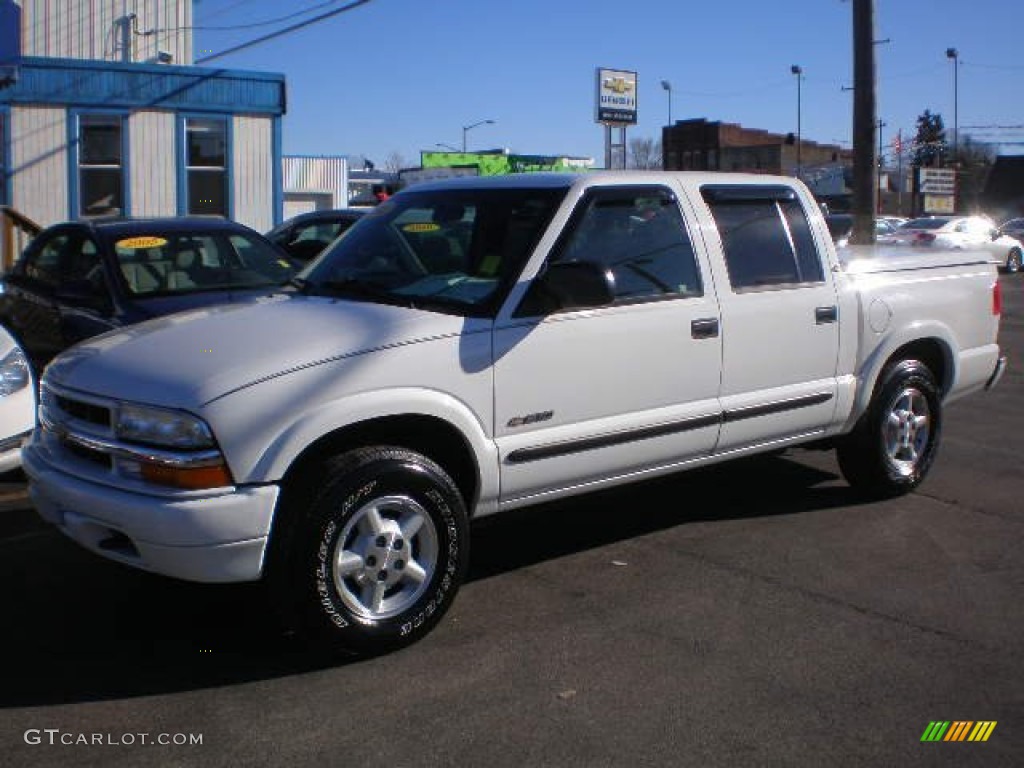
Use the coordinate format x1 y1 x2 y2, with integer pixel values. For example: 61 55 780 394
194 0 1024 168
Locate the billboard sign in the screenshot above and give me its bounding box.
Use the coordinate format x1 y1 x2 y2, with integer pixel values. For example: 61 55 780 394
595 68 637 125
923 194 955 214
919 168 956 195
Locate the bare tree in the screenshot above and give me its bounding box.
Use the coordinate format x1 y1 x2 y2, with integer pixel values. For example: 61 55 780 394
384 151 407 175
628 137 662 170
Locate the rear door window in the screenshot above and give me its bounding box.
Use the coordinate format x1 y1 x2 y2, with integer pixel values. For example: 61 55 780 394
702 185 824 291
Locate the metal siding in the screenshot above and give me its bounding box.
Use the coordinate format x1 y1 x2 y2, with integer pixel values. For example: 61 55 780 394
232 115 272 232
129 109 175 216
282 156 349 208
10 104 68 225
21 1 192 63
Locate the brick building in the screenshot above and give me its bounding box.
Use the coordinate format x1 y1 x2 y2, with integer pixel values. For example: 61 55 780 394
662 118 852 180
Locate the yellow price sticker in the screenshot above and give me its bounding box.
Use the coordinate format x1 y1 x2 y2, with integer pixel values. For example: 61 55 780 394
116 236 168 249
402 222 440 233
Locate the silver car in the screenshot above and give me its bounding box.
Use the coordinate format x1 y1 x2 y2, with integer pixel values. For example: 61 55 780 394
0 324 35 474
894 216 1023 273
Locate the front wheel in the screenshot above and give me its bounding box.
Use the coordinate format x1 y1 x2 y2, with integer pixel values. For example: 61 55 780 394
836 360 942 498
272 446 470 654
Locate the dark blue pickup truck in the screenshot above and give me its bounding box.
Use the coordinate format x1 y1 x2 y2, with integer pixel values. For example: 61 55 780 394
0 217 295 372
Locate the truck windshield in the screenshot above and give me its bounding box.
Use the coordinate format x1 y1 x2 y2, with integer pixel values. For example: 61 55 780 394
297 187 566 315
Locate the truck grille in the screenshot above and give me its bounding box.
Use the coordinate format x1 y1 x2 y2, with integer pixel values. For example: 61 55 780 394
39 384 120 476
37 382 226 491
41 385 115 439
54 394 111 429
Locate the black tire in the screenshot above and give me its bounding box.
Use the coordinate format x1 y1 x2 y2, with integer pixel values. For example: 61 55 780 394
1005 249 1021 274
836 360 942 498
271 446 469 654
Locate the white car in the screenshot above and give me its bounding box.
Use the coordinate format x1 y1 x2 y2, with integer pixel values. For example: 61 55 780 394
894 215 1023 273
0 325 35 474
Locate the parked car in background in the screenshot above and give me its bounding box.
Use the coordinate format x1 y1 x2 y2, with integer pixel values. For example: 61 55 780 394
265 208 366 263
0 217 296 371
824 214 902 247
0 324 34 475
892 216 1023 273
999 217 1024 244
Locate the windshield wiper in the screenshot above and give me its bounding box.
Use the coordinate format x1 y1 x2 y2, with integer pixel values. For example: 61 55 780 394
317 277 425 309
319 277 390 298
285 276 311 293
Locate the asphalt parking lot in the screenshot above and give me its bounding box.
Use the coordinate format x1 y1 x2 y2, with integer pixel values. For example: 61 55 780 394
1 275 1021 767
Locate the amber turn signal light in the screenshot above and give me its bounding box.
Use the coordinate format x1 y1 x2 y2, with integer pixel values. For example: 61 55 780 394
140 461 234 490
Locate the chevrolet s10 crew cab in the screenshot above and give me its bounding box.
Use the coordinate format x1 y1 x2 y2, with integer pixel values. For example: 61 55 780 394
24 172 1006 652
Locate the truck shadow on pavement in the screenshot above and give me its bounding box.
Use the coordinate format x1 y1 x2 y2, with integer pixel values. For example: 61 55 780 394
0 450 868 707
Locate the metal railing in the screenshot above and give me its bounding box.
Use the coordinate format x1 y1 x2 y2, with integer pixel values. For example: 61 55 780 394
0 206 41 272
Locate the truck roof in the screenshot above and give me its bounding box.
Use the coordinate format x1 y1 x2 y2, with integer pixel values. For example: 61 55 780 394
407 171 805 194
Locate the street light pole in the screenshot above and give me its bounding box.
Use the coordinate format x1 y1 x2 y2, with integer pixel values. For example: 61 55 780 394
877 119 886 213
791 65 802 179
462 119 495 152
660 80 672 125
946 47 958 166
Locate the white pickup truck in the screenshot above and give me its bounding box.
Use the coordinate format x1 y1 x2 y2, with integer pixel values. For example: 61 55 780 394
23 172 1006 652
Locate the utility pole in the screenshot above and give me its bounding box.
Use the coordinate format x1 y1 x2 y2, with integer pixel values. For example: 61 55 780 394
850 0 877 244
946 48 959 163
791 65 803 179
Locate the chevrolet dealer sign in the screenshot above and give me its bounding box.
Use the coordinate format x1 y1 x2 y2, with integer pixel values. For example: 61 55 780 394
595 67 637 125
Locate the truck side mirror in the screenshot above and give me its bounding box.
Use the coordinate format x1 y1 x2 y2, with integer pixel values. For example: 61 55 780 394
519 261 615 316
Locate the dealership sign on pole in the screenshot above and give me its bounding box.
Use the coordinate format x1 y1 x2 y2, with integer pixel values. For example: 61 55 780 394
595 67 636 170
595 68 637 125
918 168 956 214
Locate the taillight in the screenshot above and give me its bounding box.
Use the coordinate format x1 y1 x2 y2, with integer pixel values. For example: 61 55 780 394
913 233 936 245
992 281 1002 316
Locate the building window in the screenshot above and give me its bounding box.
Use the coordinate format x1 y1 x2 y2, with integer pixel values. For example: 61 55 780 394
79 114 124 217
186 118 228 216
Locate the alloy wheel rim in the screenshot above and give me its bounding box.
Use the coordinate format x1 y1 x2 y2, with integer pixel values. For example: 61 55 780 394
882 386 931 477
332 494 439 620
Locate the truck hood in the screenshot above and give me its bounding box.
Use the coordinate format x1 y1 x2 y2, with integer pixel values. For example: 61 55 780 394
44 294 474 408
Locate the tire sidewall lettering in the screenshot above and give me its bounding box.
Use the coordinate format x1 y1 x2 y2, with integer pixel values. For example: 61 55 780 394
310 461 464 641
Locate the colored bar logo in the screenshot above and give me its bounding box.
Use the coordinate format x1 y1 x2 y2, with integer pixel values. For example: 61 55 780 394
921 721 997 742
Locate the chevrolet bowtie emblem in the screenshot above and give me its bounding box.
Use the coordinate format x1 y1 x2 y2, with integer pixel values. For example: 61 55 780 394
603 77 634 94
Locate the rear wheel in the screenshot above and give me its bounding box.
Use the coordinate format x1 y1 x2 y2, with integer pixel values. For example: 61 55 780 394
836 360 942 497
271 446 469 654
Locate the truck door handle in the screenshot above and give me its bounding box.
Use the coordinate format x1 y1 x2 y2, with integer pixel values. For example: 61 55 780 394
815 306 838 324
691 317 719 339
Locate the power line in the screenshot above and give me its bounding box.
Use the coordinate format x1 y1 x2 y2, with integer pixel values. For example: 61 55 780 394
171 0 350 32
195 0 263 25
195 0 377 64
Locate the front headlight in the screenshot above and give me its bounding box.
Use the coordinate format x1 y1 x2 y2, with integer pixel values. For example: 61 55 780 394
0 346 30 397
115 403 215 449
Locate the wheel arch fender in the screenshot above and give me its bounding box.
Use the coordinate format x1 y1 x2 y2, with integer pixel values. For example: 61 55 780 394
252 387 498 515
849 324 957 430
